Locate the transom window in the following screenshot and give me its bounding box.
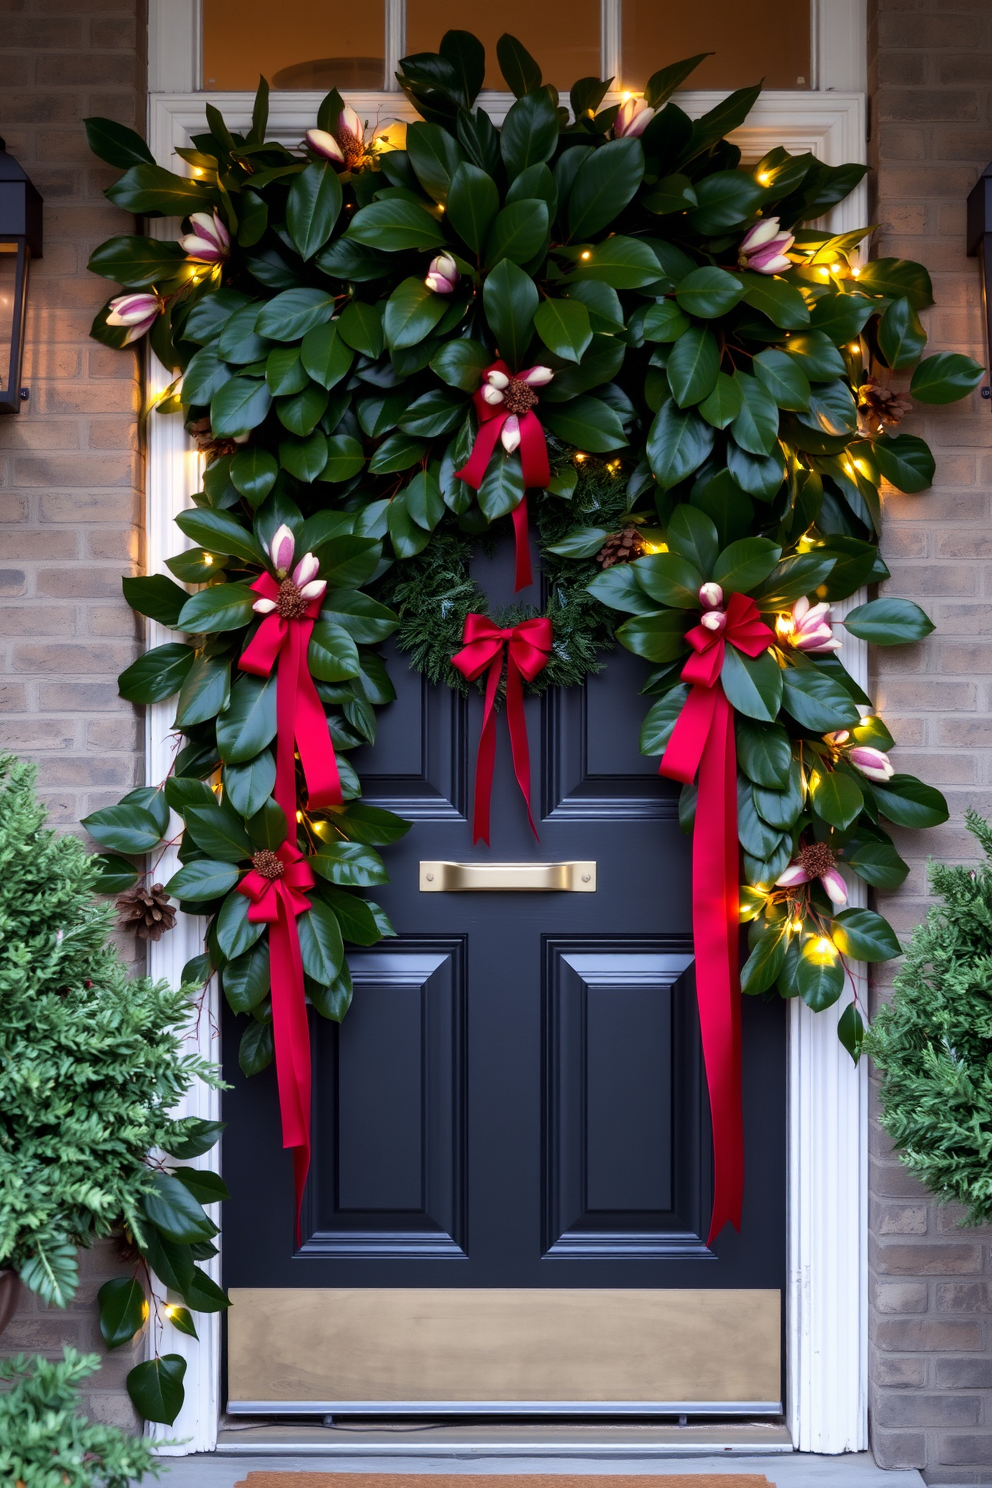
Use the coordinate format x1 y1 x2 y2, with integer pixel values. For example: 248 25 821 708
201 0 813 94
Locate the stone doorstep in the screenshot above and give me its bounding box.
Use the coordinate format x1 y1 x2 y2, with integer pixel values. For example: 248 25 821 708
150 1454 926 1488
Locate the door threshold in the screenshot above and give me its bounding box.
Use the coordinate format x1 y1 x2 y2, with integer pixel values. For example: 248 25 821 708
214 1419 794 1457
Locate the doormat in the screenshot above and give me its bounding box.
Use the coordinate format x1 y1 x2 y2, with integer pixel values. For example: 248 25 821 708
234 1476 775 1488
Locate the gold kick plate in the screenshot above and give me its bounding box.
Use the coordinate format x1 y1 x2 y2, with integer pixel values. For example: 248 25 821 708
419 861 596 892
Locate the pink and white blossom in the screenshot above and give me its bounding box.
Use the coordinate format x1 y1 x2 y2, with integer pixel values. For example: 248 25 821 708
776 852 848 907
106 291 163 343
269 524 296 577
305 128 346 164
848 745 894 782
778 595 842 654
699 582 724 610
738 216 795 275
425 253 459 294
700 609 727 633
254 527 326 613
614 97 655 138
178 210 230 265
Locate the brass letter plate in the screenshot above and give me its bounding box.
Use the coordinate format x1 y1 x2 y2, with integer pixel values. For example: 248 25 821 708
420 861 596 892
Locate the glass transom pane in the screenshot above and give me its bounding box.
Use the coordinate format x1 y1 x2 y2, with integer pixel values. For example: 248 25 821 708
622 0 811 93
202 0 385 90
405 0 600 90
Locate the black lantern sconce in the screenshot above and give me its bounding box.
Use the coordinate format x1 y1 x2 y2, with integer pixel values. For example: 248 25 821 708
967 159 992 404
0 137 43 414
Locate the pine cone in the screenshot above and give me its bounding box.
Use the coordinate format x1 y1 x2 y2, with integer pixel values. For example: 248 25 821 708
857 377 912 435
597 526 647 569
115 883 176 941
186 416 244 460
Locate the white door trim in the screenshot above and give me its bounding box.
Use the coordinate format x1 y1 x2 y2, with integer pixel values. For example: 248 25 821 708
143 0 868 1455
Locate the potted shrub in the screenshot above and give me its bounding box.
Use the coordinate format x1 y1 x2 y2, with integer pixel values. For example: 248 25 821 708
0 754 227 1422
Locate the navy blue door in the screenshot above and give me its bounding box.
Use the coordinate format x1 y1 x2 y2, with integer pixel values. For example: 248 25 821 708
222 539 785 1296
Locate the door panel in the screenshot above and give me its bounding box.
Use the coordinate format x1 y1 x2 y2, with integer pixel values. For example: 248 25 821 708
222 537 786 1411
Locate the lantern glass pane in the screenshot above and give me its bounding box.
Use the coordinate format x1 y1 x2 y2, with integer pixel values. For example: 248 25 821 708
202 0 385 90
0 246 17 400
405 0 600 90
621 0 811 92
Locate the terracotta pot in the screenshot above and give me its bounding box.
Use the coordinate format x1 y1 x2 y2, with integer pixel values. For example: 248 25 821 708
0 1269 21 1337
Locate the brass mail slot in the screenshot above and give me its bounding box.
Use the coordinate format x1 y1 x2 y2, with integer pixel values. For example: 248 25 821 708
420 861 596 892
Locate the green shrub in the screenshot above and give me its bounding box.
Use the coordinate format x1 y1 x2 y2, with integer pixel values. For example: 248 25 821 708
868 807 992 1224
0 753 220 1306
0 1349 160 1488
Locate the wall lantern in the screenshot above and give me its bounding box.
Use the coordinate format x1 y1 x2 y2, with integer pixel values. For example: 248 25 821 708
0 137 43 415
966 159 992 404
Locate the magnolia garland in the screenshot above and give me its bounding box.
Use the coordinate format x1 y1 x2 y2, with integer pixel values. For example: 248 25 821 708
81 36 983 1272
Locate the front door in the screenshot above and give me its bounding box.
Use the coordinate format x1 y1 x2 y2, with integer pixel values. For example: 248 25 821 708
222 537 786 1417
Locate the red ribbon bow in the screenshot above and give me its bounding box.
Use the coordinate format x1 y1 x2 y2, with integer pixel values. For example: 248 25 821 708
236 839 316 1240
455 360 552 593
239 572 342 814
659 591 776 1245
451 613 553 845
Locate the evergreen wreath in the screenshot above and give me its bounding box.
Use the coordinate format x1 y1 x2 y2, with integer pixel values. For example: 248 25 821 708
79 30 986 1406
867 809 992 1226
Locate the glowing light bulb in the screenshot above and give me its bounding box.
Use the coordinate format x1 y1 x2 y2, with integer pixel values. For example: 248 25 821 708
203 553 213 565
775 613 795 642
621 91 632 102
790 918 804 936
574 452 587 462
640 541 669 554
757 171 771 186
580 250 592 260
296 810 304 822
850 265 861 278
164 1304 176 1319
818 267 830 279
809 936 837 964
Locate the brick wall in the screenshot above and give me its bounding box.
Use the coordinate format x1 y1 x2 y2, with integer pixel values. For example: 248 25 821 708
868 0 992 1482
0 0 147 1428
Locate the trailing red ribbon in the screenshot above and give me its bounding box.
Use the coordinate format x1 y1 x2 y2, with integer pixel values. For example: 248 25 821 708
236 839 315 1241
451 613 553 845
659 591 776 1245
239 572 342 815
237 572 342 1241
455 360 552 593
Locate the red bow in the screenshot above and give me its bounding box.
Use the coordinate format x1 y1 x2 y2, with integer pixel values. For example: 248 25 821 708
451 613 553 845
659 591 776 1245
237 838 316 1241
455 360 552 593
239 572 342 815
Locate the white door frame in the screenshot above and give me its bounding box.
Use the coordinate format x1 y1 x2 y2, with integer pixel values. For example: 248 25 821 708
143 0 868 1456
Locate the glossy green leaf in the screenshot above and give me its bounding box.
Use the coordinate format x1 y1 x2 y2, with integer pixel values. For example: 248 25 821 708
230 446 279 506
796 948 844 1012
126 1355 187 1427
712 536 781 593
856 256 933 309
338 299 385 357
383 276 449 351
210 376 272 437
782 664 861 731
731 373 780 456
877 296 926 370
320 434 365 483
98 1276 146 1350
534 297 592 363
666 325 720 408
689 169 766 233
869 773 949 828
735 718 793 788
643 300 690 342
215 672 278 764
175 508 267 566
298 895 345 982
257 287 336 341
431 336 489 390
616 609 688 662
223 751 276 818
566 235 662 289
810 768 864 830
740 274 810 329
721 646 782 722
674 266 746 319
698 372 743 429
346 196 446 251
144 1172 215 1244
286 160 342 259
483 257 538 370
741 924 787 995
568 138 644 240
85 115 155 168
301 321 355 390
308 619 361 681
496 32 542 96
845 836 909 889
91 852 139 893
640 684 690 755
310 840 389 887
633 552 703 608
843 597 934 644
122 574 187 628
752 348 810 411
871 433 935 493
910 352 985 404
831 907 902 962
837 1002 865 1062
82 802 164 854
239 1018 274 1075
166 859 240 902
501 87 560 179
222 940 271 1014
646 401 714 489
183 798 253 861
542 395 627 452
176 583 256 634
216 887 266 960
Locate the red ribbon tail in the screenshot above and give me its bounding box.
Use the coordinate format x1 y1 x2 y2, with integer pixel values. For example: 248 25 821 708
511 493 533 592
505 657 539 839
695 690 744 1244
470 657 502 845
293 619 342 809
455 414 504 491
268 893 312 1247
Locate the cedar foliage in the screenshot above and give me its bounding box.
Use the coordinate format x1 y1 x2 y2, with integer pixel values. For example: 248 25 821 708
869 808 992 1224
0 1350 159 1488
0 755 219 1305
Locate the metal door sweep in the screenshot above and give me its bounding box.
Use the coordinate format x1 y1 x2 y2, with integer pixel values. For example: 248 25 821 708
419 861 596 892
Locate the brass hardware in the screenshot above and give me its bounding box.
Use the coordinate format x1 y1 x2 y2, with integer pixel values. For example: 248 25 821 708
420 861 596 892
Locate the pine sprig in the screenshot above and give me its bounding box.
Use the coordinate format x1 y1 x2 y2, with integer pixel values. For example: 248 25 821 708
868 807 992 1225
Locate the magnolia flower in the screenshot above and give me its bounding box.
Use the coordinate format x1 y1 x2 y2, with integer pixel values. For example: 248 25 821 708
614 96 655 138
848 745 895 782
481 365 554 454
776 841 848 907
106 291 163 344
425 253 459 294
700 609 727 633
777 595 842 654
699 582 724 610
178 210 230 265
305 127 345 164
738 216 795 275
253 525 326 614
